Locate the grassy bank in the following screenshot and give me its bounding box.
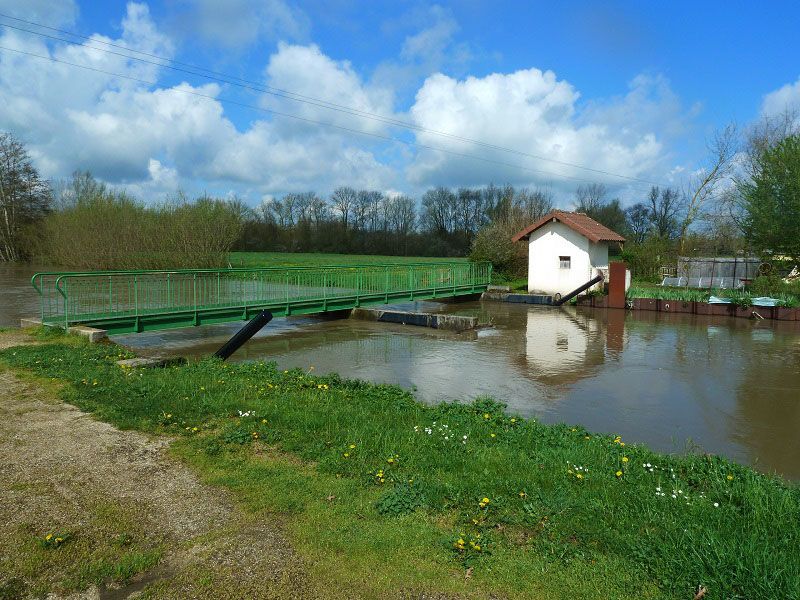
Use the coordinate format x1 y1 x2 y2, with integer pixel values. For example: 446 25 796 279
1 333 798 599
229 251 468 268
627 284 800 307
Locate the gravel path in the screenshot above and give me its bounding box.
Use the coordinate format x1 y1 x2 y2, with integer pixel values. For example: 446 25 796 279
0 334 309 599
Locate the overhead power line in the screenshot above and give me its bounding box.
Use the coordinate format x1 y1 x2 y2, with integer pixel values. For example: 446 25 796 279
0 13 665 188
0 43 669 191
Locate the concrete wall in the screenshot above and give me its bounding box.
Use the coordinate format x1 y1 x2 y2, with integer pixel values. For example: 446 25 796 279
526 221 606 295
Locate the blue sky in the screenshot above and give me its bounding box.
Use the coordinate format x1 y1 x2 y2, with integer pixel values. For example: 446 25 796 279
1 0 798 206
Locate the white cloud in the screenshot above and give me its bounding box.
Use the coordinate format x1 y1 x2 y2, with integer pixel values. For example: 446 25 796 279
761 76 800 117
263 43 395 135
0 0 78 27
169 0 309 48
0 2 687 205
0 7 398 200
406 68 671 198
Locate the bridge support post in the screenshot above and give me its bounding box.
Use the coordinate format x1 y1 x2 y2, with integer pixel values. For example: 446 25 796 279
213 310 273 361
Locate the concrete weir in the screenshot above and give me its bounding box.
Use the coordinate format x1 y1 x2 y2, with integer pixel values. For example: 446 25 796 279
350 307 478 332
481 292 553 305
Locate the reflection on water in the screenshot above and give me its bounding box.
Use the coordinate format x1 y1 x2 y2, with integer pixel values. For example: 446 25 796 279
2 264 800 479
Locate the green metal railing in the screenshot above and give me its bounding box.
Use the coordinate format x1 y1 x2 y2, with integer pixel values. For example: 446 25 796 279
32 262 492 334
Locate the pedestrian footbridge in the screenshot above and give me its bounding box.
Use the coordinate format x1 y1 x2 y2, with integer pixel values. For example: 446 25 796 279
32 262 491 334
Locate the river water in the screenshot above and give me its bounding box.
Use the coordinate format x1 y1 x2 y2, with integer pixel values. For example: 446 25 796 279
3 263 800 479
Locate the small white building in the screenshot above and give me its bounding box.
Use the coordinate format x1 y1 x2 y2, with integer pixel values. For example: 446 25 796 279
512 211 626 297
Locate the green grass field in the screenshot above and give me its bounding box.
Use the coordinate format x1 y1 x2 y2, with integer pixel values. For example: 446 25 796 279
229 252 468 268
1 331 798 599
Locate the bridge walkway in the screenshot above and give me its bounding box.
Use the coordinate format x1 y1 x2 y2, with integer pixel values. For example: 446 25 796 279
32 262 492 334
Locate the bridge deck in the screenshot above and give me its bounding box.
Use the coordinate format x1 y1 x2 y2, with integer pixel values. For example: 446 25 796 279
32 262 491 334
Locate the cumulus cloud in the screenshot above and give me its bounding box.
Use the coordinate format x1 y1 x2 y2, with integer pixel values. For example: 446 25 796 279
168 0 310 48
761 76 800 117
406 67 672 197
263 43 395 135
0 5 398 199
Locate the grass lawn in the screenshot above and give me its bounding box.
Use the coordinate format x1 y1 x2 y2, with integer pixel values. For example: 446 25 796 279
1 331 798 598
229 252 468 268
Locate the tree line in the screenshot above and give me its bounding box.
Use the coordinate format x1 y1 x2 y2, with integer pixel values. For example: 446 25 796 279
236 183 555 257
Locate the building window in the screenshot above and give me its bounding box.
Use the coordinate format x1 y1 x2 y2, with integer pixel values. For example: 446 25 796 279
559 256 571 269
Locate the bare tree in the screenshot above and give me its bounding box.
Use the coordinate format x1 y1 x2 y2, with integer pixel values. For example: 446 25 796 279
648 186 682 239
574 183 607 213
354 190 382 231
0 132 51 261
678 124 739 253
421 186 457 233
309 195 329 227
515 186 553 222
624 202 651 243
330 186 356 228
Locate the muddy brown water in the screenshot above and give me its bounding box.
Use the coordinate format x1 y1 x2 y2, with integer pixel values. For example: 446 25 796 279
3 264 800 480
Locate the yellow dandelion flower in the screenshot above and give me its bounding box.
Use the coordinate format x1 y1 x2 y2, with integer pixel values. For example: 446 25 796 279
46 534 52 540
615 470 623 477
576 473 584 479
343 453 350 458
518 491 527 498
622 456 629 463
490 433 496 438
510 418 517 423
482 497 490 504
349 444 356 449
387 457 394 464
483 413 490 419
474 544 481 551
726 474 734 481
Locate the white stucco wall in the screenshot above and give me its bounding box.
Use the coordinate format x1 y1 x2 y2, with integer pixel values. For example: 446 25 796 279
526 221 608 296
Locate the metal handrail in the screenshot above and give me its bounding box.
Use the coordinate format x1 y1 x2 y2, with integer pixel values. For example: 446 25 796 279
38 262 492 331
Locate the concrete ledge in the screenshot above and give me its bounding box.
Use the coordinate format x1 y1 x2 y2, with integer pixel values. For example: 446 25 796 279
482 292 553 305
117 356 187 369
351 308 478 332
486 284 511 292
69 325 108 343
20 317 108 343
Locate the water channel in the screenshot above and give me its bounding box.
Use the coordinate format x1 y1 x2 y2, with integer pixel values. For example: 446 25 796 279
3 263 800 479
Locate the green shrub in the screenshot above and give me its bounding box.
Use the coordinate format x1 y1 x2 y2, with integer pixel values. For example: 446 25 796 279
469 221 527 279
748 274 800 299
31 174 243 269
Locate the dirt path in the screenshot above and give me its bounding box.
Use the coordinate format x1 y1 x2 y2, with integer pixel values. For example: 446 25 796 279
0 335 309 599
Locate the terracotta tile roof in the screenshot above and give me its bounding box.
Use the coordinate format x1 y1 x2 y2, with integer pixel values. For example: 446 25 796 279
511 210 626 244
